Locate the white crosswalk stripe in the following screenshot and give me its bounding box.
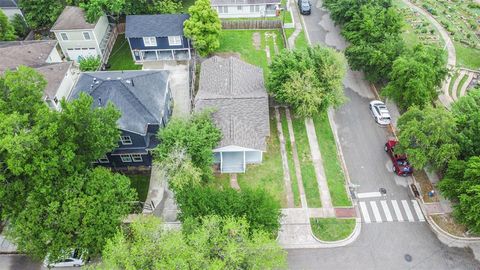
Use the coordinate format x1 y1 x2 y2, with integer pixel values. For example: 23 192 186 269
380 200 393 222
358 199 425 223
359 201 371 223
411 200 425 222
402 200 415 222
370 201 383 223
391 200 404 222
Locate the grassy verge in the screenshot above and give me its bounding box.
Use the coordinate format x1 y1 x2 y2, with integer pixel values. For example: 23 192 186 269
217 30 284 76
127 174 150 202
237 108 287 207
448 71 460 97
455 42 480 70
456 73 468 97
310 218 356 241
107 34 142 71
431 214 468 237
280 108 301 207
291 114 321 207
295 30 308 49
312 113 351 206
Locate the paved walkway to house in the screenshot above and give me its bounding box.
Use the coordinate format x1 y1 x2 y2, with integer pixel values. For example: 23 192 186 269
230 174 241 190
143 62 191 117
274 107 295 208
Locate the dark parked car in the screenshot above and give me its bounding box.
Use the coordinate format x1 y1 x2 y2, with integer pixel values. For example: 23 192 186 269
385 139 413 177
298 0 311 15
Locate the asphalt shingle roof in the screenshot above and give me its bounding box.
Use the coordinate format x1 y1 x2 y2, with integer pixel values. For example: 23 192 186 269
51 6 97 31
0 41 57 72
195 56 269 151
0 0 17 8
68 71 170 135
125 14 189 38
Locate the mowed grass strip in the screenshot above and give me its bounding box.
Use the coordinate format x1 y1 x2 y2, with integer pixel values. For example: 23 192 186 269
310 218 356 241
107 34 141 71
280 108 301 207
237 108 287 207
313 113 351 207
291 114 321 207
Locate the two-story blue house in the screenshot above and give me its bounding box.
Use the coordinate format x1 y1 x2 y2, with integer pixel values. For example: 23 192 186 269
68 70 173 170
125 14 192 62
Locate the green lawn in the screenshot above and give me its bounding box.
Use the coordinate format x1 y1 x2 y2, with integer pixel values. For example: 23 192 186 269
217 30 284 76
457 73 468 98
181 0 196 12
127 174 150 202
295 30 308 49
313 113 351 207
280 108 301 207
455 42 480 70
107 34 141 71
310 218 356 241
237 108 287 207
291 114 321 208
449 71 460 97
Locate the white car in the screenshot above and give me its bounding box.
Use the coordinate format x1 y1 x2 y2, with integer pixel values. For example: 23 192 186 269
369 100 391 126
44 251 85 268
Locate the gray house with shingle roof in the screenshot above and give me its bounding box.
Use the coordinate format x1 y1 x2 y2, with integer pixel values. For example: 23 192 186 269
68 70 173 169
125 14 191 62
211 0 281 18
195 56 270 173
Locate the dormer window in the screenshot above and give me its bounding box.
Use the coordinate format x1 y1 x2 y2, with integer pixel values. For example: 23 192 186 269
168 36 182 46
120 136 132 145
143 37 157 47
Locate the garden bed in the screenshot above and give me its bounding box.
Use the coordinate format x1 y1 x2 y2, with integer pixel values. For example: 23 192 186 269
431 214 468 238
310 218 356 241
413 170 438 203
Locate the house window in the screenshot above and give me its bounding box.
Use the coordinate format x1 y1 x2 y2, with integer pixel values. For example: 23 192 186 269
83 31 91 40
250 5 254 12
237 5 242 10
120 136 132 145
132 154 143 162
255 5 260 12
168 36 182 46
143 37 157 47
120 154 132 163
98 155 109 163
218 6 228 13
60 32 68 41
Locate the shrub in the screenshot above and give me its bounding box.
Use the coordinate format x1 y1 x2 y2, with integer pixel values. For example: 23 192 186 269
10 14 29 38
79 56 101 71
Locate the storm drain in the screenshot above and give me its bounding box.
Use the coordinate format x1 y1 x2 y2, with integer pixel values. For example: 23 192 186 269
404 254 412 262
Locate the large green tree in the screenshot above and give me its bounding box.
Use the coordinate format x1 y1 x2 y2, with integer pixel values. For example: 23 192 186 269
80 0 125 23
396 105 459 171
183 0 222 57
382 44 447 110
0 9 16 40
267 46 346 117
0 68 135 262
155 111 222 181
18 0 65 29
438 156 480 233
451 88 480 160
98 215 287 270
322 0 392 25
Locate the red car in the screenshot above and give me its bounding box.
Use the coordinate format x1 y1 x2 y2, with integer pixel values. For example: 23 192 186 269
384 140 413 176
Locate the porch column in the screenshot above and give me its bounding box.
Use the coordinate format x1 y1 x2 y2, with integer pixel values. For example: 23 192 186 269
188 49 191 59
171 50 175 60
155 51 159 61
243 151 246 173
220 152 223 173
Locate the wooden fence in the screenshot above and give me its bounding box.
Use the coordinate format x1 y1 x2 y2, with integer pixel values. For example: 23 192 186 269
221 20 283 30
117 23 126 34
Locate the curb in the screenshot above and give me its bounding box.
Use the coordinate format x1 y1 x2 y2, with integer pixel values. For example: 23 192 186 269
309 217 361 248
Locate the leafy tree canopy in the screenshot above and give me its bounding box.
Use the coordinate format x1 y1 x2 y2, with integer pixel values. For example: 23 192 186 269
183 0 222 56
98 215 287 270
79 56 102 71
18 0 66 29
0 9 16 41
397 105 459 171
438 156 480 234
155 111 222 181
322 0 392 25
451 88 480 159
267 46 346 117
382 44 447 110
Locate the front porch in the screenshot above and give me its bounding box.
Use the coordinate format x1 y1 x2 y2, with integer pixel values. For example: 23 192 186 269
214 146 263 173
133 49 191 62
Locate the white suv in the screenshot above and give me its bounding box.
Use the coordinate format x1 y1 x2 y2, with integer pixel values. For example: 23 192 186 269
369 100 391 126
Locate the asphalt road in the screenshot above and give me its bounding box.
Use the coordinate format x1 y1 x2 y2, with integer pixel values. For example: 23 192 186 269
287 0 480 269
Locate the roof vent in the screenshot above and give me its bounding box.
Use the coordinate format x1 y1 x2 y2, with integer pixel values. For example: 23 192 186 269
125 79 131 84
106 77 111 80
117 77 121 80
